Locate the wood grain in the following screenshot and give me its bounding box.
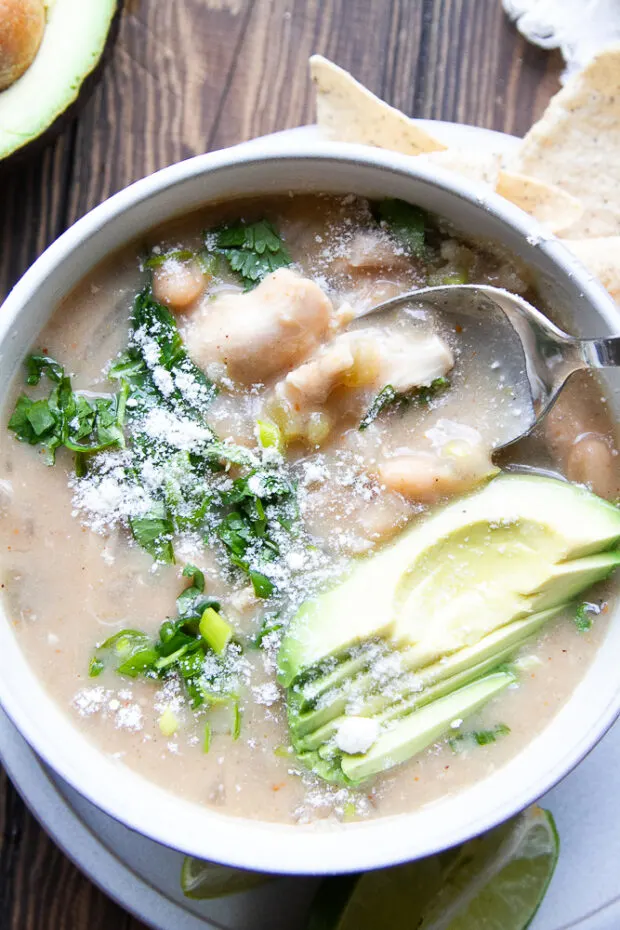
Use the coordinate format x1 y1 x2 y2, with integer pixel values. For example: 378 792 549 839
0 1 562 926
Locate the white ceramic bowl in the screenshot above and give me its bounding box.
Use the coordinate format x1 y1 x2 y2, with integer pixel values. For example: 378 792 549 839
1 141 619 875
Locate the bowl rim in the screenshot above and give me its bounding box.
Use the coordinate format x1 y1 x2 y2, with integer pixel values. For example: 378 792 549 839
1 138 620 875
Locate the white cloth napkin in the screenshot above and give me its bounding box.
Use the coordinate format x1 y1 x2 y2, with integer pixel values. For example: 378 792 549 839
503 0 620 81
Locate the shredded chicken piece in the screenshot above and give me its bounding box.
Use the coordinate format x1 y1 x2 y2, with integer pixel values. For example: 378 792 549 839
184 268 334 385
268 327 453 446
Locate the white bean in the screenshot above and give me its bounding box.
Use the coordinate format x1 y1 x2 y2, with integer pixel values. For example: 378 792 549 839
567 434 618 499
152 259 205 311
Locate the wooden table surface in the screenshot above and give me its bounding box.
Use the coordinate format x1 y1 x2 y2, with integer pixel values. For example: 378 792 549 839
0 1 563 927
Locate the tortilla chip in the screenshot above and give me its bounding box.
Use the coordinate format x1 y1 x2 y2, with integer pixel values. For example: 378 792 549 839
560 237 620 303
310 55 446 156
496 170 585 235
415 148 501 186
513 44 620 237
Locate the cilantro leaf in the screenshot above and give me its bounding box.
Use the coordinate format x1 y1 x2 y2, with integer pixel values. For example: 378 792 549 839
251 612 283 647
575 601 598 633
359 377 450 430
377 199 427 258
8 396 39 444
359 385 397 431
25 355 64 386
110 288 217 417
213 220 292 289
8 357 128 463
130 512 175 564
26 399 56 436
143 249 195 269
215 471 295 598
449 723 511 753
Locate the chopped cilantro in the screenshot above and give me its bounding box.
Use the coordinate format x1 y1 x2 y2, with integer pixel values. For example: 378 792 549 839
25 355 64 386
252 612 283 647
9 289 298 582
574 601 599 633
8 355 128 465
130 512 175 565
377 199 427 258
449 723 511 753
212 219 292 289
88 657 104 678
249 570 274 598
359 377 450 430
215 471 296 598
108 288 217 419
143 249 196 269
473 723 511 745
359 385 397 431
90 574 242 728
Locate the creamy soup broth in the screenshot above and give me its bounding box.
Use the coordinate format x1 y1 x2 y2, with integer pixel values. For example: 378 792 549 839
1 194 618 824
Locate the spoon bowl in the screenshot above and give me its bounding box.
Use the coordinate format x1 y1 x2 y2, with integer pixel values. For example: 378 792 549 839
362 284 620 450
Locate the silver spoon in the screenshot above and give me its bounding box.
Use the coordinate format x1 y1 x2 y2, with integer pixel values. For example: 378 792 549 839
359 284 620 450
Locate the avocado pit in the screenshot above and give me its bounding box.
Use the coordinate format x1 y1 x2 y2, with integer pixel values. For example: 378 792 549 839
0 0 45 92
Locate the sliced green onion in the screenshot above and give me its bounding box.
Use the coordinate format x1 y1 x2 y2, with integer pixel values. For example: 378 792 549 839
159 707 180 737
428 268 469 286
199 607 233 654
203 722 212 753
89 657 104 678
231 699 241 740
256 419 282 451
144 249 195 269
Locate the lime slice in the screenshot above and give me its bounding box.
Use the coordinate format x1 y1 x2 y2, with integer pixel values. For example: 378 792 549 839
180 856 271 900
307 806 559 930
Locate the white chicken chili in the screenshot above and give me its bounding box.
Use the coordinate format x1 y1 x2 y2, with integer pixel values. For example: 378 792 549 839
1 193 619 823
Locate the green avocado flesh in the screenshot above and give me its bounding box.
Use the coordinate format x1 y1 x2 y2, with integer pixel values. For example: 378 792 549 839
277 475 620 786
0 0 117 160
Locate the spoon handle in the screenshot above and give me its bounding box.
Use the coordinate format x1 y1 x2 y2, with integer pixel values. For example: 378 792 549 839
581 337 620 369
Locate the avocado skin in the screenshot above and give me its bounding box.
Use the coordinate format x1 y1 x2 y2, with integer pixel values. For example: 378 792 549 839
0 1 122 167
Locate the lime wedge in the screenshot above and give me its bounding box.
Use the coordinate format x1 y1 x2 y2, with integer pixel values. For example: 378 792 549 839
180 856 271 899
307 807 559 930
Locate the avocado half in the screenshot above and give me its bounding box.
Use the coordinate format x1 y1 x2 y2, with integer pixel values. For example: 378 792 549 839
0 0 118 161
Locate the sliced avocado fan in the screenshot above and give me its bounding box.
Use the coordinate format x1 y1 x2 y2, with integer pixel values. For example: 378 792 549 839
277 475 620 786
0 0 118 161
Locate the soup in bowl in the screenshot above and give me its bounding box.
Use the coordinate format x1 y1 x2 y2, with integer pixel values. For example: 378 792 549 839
0 144 619 874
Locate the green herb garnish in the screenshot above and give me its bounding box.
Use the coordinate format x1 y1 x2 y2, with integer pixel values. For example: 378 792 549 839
143 249 196 269
359 385 397 431
130 511 176 565
449 723 511 753
110 287 218 415
10 288 298 580
252 613 283 648
574 601 598 633
359 377 450 430
91 571 241 724
212 220 292 289
377 199 427 258
8 356 128 465
215 471 296 597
